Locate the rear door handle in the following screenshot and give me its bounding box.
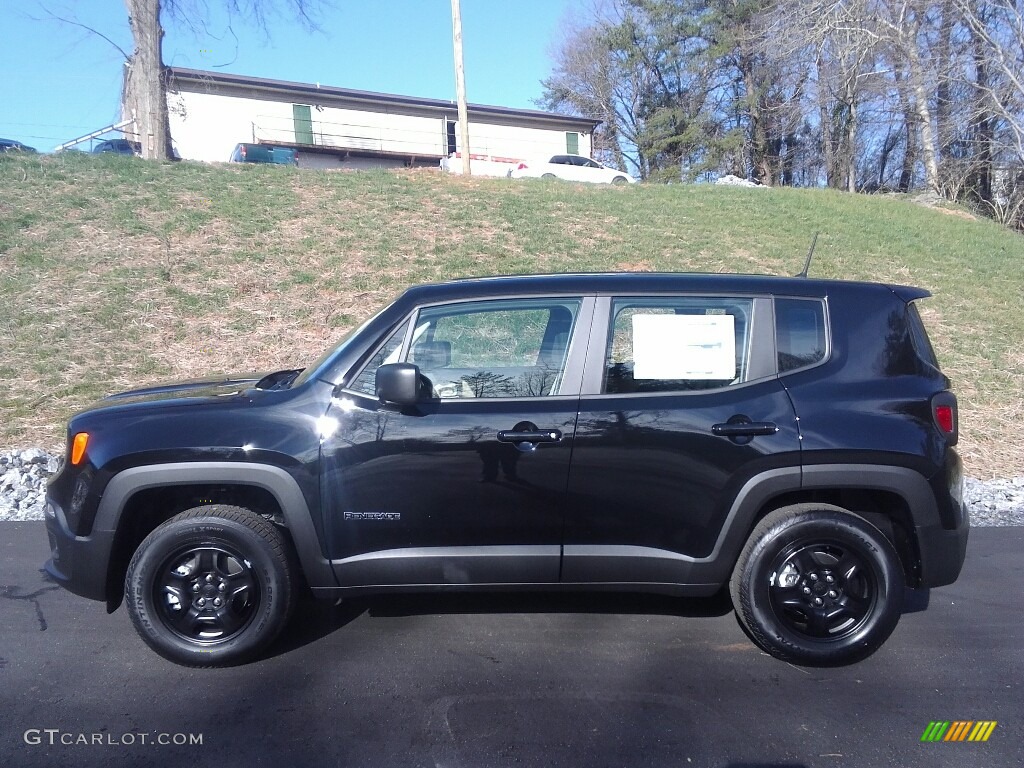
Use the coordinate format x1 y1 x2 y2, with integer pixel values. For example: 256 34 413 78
711 422 778 437
497 429 563 443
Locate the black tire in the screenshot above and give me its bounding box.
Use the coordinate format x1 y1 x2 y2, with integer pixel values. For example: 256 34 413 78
541 173 557 179
611 176 627 185
730 504 904 666
125 505 296 667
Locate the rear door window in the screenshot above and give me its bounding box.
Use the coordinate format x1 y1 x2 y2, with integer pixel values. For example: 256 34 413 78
604 298 753 393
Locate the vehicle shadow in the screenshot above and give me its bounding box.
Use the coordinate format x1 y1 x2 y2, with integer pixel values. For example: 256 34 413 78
363 589 735 619
261 594 368 660
903 586 930 614
262 588 735 660
263 585 927 661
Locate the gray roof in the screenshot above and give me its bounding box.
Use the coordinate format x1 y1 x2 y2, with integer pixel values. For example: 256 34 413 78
166 68 600 131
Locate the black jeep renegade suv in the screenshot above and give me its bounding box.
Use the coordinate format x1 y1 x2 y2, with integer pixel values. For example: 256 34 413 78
44 273 968 667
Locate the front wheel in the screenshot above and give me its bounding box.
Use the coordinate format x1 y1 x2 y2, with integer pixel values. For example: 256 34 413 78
125 505 296 667
730 504 904 666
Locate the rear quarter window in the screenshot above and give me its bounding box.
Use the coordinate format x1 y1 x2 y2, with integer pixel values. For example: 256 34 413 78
907 301 941 370
776 298 827 373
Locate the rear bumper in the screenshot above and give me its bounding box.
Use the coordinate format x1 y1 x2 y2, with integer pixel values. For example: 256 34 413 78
916 520 969 588
43 495 114 603
915 455 969 588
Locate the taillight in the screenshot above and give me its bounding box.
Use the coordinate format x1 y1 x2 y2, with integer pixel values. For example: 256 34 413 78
931 393 958 444
516 162 527 170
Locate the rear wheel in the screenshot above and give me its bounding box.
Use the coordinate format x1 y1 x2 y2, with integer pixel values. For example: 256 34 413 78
730 504 904 666
541 173 557 179
612 176 627 185
125 505 295 667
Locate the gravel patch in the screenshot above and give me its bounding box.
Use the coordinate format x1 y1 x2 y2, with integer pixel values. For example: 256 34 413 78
1 449 61 522
963 476 1024 527
2 449 1022 526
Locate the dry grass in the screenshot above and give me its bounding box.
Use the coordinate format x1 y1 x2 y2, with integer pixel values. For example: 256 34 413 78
1 153 1021 477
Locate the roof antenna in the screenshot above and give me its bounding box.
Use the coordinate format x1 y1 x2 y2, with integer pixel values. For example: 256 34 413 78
797 232 818 278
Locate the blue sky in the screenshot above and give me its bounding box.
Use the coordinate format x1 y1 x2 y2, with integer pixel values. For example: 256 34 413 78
1 0 580 151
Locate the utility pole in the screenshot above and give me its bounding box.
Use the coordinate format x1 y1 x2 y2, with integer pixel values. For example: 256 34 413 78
451 0 471 175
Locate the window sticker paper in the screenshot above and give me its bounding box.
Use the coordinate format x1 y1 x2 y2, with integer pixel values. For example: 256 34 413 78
632 314 736 380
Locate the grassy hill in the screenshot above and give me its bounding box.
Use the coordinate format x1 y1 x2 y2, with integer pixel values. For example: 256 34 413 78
1 152 1021 477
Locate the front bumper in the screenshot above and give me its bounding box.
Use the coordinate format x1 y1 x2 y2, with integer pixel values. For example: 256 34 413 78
43 494 114 603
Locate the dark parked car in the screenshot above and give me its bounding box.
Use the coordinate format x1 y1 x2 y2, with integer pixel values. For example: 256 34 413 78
44 272 967 667
0 138 37 153
92 139 141 156
229 143 298 165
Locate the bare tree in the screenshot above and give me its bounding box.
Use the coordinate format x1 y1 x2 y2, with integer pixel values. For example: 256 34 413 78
540 19 648 175
124 0 173 159
955 0 1024 161
539 0 1023 227
123 0 319 160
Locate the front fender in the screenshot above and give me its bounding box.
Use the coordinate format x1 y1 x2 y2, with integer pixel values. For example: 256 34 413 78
97 462 337 609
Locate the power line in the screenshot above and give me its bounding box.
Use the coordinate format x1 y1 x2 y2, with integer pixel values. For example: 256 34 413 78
0 122 108 130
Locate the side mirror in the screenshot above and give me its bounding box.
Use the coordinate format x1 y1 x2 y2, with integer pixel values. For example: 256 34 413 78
375 363 420 405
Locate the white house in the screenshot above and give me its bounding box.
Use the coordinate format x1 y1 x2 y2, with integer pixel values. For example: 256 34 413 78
155 68 599 173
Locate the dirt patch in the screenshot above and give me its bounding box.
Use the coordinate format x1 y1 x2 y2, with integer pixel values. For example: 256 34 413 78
933 206 977 221
615 260 655 271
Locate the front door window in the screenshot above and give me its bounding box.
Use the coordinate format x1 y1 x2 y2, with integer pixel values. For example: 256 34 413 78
409 299 580 399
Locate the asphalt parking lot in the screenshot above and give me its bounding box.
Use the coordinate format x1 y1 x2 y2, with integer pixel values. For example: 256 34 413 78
1 523 1020 768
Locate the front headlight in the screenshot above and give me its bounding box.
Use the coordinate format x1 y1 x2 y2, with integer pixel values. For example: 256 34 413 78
67 474 91 533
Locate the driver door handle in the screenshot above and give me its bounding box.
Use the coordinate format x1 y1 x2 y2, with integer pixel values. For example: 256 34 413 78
497 429 562 443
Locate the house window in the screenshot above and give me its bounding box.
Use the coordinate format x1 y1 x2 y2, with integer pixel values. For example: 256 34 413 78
566 132 579 155
446 120 457 155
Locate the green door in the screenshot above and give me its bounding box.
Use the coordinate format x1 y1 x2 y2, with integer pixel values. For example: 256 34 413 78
293 104 313 145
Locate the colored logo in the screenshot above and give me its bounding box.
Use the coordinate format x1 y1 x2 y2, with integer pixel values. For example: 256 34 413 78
921 721 997 742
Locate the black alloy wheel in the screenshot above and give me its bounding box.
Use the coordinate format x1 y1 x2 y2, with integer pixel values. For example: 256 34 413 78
767 539 876 640
125 505 295 667
730 504 904 666
155 544 259 644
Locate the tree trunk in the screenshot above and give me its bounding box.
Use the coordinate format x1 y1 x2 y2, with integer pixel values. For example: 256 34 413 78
893 67 916 192
124 0 172 160
742 56 771 186
843 73 859 193
971 19 994 203
817 57 837 189
904 15 941 192
934 0 954 166
781 133 796 187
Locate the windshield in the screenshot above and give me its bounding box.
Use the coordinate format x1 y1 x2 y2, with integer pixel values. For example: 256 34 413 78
291 302 394 388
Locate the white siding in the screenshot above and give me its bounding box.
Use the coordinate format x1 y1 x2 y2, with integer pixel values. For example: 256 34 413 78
169 91 274 162
168 88 593 168
462 122 591 162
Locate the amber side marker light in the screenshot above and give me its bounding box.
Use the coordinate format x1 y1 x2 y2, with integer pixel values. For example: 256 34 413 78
70 433 89 465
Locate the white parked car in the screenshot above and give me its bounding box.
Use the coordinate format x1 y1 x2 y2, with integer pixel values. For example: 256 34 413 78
509 155 636 185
